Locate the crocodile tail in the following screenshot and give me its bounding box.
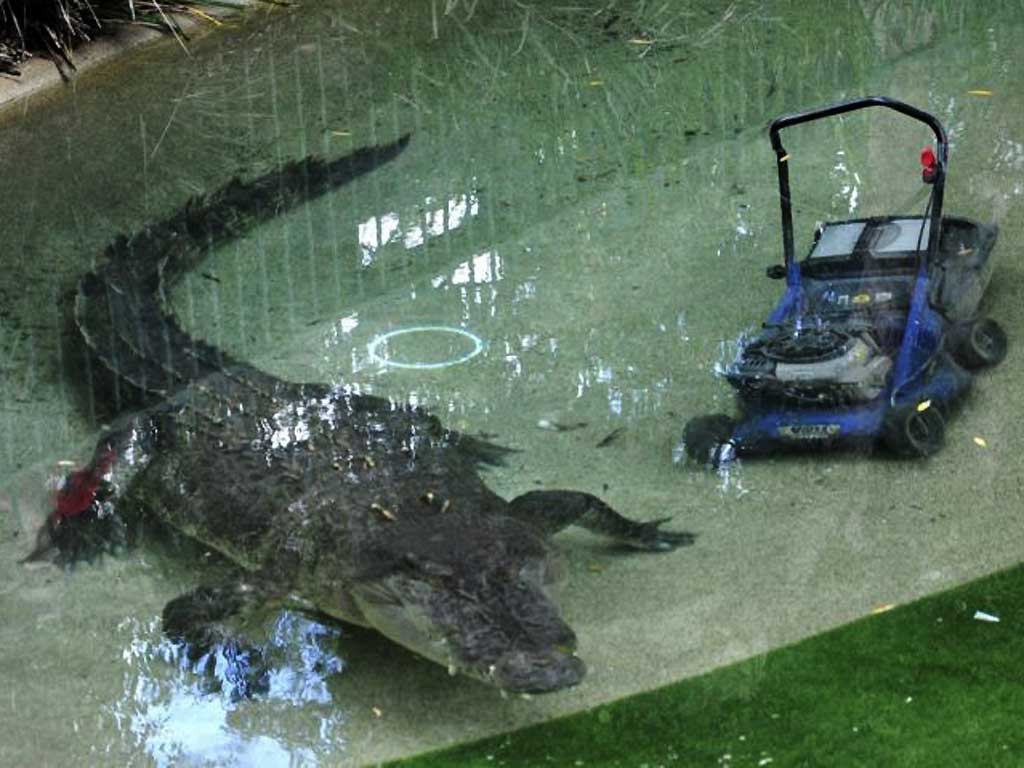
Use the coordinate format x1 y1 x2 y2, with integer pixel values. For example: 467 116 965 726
73 136 410 410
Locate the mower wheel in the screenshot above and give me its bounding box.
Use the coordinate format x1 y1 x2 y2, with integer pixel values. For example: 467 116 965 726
882 402 945 458
949 318 1008 369
683 414 736 466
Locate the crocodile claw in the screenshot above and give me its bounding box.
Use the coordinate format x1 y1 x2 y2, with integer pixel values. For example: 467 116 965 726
633 518 697 551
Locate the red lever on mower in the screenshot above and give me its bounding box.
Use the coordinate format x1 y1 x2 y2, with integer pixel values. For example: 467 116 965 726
920 146 938 184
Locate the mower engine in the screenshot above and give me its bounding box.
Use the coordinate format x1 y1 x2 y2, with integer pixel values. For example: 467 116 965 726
726 325 893 405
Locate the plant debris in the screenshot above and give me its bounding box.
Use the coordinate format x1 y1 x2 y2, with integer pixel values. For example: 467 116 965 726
596 427 626 448
537 419 588 432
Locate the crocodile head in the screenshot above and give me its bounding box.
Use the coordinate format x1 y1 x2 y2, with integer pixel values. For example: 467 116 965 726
349 513 584 693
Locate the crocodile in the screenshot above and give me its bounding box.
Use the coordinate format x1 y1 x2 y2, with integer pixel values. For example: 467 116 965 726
29 135 695 694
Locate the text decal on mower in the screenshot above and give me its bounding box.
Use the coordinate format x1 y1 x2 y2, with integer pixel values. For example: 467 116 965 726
778 424 841 440
830 291 894 308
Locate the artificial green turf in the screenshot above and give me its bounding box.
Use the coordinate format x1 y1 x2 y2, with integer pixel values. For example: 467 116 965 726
390 563 1024 767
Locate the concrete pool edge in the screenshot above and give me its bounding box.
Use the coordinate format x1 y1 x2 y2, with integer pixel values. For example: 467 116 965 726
0 2 257 115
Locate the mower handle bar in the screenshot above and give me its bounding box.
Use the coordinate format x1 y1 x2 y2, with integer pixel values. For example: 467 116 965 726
768 96 948 270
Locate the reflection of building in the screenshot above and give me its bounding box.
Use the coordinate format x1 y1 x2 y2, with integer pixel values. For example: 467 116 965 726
358 190 480 265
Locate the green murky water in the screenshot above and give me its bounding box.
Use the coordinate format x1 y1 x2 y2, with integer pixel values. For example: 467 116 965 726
2 1 1024 765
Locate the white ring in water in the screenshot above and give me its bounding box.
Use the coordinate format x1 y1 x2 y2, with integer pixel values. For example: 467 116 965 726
366 325 485 370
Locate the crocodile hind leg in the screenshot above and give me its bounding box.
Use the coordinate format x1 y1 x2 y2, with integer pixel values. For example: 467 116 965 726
162 582 274 699
507 490 695 551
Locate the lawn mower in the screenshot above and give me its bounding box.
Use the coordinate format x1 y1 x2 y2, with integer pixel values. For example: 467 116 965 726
684 96 1007 465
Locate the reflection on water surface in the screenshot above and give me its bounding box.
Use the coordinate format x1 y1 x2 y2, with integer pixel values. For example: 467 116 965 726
114 612 345 767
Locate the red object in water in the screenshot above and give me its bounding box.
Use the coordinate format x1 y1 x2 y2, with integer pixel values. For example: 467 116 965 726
53 447 117 521
920 146 938 183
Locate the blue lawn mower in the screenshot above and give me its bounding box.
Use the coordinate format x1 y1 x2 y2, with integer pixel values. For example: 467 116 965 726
684 96 1007 465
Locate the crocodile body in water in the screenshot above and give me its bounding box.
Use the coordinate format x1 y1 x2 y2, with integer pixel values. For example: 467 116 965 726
31 136 694 694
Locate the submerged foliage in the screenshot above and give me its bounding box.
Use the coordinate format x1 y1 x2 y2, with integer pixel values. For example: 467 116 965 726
0 0 257 77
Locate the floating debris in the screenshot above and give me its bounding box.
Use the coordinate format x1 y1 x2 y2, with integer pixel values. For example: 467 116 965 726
596 427 626 448
575 168 616 183
537 419 588 432
186 7 223 26
370 503 395 521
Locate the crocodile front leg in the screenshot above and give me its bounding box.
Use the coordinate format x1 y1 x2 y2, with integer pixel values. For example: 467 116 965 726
162 581 274 698
507 490 695 551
